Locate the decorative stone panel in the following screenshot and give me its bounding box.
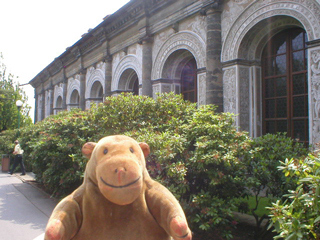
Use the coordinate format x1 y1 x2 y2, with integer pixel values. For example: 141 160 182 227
198 72 206 106
152 31 206 80
239 66 250 132
310 47 320 145
222 0 320 62
53 83 64 108
66 76 80 105
85 61 106 99
223 67 237 115
45 90 52 118
37 94 44 122
112 55 142 91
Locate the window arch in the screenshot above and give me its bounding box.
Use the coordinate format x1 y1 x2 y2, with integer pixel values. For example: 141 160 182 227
162 49 198 103
262 28 308 144
180 58 197 103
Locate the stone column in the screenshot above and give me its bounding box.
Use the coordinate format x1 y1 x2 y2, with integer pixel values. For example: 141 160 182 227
33 89 37 123
141 38 153 97
47 88 54 116
104 56 113 97
205 3 223 112
40 90 45 121
79 70 86 110
62 79 67 110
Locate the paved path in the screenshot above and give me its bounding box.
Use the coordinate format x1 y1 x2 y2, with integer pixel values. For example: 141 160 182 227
0 172 58 240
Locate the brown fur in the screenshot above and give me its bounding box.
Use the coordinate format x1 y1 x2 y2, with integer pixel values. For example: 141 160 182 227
45 135 192 240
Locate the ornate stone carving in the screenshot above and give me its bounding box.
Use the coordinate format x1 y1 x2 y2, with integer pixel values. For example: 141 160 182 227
53 83 64 108
152 84 161 98
112 55 142 91
37 94 43 122
223 68 236 114
186 15 207 42
66 77 80 104
152 28 176 63
310 48 320 144
45 90 52 118
152 31 206 80
239 67 250 131
222 0 320 62
198 73 206 105
85 62 106 99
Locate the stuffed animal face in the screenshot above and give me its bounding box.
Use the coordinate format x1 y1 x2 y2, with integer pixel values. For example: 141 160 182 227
82 135 150 205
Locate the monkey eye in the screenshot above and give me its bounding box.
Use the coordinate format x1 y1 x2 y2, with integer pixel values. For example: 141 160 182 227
130 147 134 153
103 148 108 154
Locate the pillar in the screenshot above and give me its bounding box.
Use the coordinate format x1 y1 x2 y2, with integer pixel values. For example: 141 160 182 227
79 71 86 110
141 37 153 96
104 56 113 97
205 3 223 112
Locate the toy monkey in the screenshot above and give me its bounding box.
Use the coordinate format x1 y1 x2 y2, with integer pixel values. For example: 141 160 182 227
45 135 192 240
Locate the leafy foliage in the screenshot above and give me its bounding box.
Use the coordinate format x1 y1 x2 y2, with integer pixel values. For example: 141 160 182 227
4 93 311 239
238 133 309 238
269 153 320 239
0 53 32 132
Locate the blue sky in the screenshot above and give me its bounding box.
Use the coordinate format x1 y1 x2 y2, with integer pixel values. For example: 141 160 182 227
0 0 130 121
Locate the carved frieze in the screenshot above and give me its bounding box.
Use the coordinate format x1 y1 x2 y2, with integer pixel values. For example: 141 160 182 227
112 55 142 91
85 62 106 99
44 90 52 118
222 0 320 62
182 15 207 43
223 68 237 114
310 48 320 144
37 94 44 122
239 67 250 131
198 73 206 106
67 77 80 104
152 31 206 80
153 28 176 63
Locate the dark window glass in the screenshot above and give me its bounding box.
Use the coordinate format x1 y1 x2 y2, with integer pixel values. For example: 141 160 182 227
265 79 275 98
293 120 307 141
293 96 306 117
275 55 286 75
292 32 303 51
277 98 287 118
276 77 287 97
265 99 275 118
292 51 305 72
293 74 305 95
181 58 197 103
262 28 308 144
277 120 288 133
266 121 275 134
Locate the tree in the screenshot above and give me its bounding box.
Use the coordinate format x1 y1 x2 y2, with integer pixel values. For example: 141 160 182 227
0 53 32 132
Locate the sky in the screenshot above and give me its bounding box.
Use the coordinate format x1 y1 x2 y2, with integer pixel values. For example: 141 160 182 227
0 0 130 122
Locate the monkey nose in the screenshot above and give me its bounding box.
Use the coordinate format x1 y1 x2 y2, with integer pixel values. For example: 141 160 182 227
114 167 126 174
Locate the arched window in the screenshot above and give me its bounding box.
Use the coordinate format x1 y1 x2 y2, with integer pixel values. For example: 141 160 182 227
70 90 80 109
131 77 139 96
262 28 308 144
181 58 197 103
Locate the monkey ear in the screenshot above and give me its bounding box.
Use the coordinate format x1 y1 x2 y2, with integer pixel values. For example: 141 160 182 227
82 142 97 159
139 142 150 159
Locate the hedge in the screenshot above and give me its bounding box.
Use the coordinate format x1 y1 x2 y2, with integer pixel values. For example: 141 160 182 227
0 93 310 239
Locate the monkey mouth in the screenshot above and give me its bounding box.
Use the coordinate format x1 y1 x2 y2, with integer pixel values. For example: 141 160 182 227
100 176 141 189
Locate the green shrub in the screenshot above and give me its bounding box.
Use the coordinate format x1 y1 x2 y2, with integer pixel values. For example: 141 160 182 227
19 108 95 197
0 129 17 155
14 93 311 239
238 133 309 238
269 153 320 239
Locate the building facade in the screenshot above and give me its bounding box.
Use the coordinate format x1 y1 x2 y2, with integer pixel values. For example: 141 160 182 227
29 0 320 145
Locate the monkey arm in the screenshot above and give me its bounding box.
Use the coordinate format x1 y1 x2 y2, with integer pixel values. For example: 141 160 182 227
145 179 192 240
45 195 82 240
